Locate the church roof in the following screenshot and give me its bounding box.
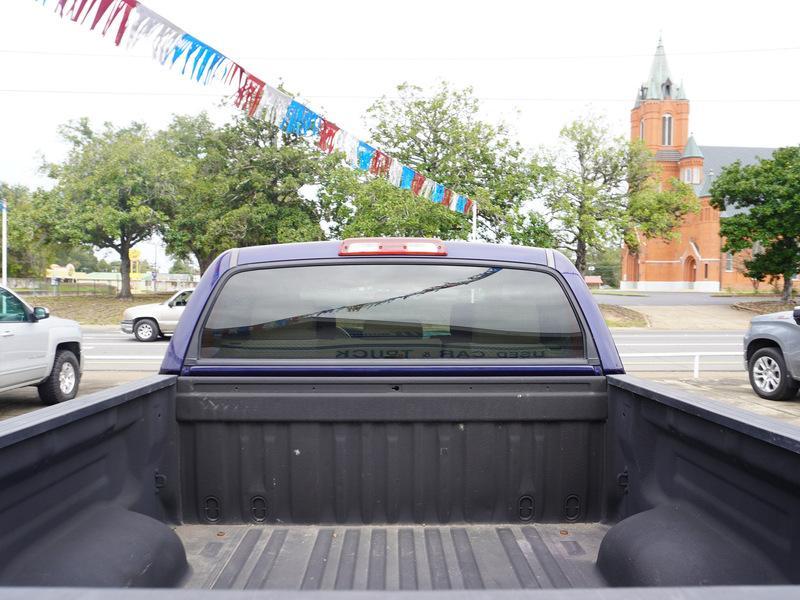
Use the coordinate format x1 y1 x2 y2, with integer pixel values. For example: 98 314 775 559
634 38 686 106
682 136 703 159
696 146 775 216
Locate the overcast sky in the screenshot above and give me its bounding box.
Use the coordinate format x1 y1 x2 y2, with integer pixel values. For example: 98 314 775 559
1 0 799 262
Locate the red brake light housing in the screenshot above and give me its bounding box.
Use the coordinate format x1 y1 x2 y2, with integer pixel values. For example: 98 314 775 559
339 237 447 256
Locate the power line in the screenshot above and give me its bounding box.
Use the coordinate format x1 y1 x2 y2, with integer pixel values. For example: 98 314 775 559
0 88 798 104
0 46 799 62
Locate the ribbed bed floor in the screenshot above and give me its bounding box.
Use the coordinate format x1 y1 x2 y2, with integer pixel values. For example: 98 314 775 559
176 523 609 590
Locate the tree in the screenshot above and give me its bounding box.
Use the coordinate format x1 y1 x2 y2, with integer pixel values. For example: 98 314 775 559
42 119 185 297
0 183 51 277
539 117 698 273
586 245 622 288
359 82 549 242
325 173 472 240
160 113 345 273
169 257 196 275
52 246 103 273
710 146 800 303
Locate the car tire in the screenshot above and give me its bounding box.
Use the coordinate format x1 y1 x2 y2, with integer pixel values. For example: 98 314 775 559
748 347 799 401
134 318 160 342
38 350 80 405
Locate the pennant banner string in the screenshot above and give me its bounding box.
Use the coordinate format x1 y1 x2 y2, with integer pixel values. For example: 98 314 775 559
34 0 476 217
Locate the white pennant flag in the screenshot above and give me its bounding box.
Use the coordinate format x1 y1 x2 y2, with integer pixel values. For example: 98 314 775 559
125 5 185 65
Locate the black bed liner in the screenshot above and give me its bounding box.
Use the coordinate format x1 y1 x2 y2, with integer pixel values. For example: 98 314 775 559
177 523 608 590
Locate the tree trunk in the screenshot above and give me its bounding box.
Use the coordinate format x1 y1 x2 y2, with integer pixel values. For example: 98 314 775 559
196 253 214 276
782 274 794 304
118 245 132 299
575 239 587 274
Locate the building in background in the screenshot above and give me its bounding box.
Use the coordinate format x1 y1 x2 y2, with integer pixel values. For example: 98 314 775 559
620 39 774 291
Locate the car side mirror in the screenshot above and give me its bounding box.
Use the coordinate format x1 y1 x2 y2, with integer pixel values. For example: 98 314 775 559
33 307 50 320
794 306 800 325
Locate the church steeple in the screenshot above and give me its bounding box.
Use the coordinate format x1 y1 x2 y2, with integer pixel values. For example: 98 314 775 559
631 37 690 152
635 38 688 107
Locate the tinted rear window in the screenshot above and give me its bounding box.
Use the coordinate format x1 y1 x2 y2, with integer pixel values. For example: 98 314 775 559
200 264 584 360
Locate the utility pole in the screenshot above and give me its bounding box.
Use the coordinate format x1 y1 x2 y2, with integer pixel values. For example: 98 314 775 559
1 198 7 288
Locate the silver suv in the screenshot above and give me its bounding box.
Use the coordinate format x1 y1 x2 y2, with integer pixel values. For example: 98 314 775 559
121 289 193 342
0 285 83 404
744 308 800 401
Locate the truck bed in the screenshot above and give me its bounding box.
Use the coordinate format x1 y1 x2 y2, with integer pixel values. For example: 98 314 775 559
177 523 609 590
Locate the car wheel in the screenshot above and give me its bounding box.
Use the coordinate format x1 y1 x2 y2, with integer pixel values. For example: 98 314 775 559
748 347 799 401
38 350 80 405
134 318 159 342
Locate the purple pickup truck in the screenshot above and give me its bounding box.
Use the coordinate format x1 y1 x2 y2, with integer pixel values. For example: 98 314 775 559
0 238 798 599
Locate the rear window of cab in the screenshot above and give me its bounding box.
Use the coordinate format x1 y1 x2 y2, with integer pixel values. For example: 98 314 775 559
200 264 584 360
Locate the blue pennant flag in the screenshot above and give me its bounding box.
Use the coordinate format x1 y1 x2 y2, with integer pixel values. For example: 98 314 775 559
357 142 375 171
400 166 415 190
455 195 467 213
171 34 228 83
281 101 320 136
431 183 445 203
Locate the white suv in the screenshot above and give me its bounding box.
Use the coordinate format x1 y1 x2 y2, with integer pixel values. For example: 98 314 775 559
0 285 83 404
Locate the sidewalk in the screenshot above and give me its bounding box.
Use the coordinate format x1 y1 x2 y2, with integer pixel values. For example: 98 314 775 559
621 305 753 330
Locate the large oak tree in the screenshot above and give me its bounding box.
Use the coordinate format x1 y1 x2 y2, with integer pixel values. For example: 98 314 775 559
539 117 698 273
159 113 346 273
43 119 184 298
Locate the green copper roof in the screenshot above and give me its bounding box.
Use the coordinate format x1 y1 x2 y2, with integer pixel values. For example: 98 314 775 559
634 38 687 105
682 136 703 159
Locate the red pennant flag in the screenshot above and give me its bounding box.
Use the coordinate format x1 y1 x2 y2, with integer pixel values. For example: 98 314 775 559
56 0 137 46
233 72 265 117
463 198 474 215
370 150 392 177
442 189 453 207
411 172 426 196
318 119 340 153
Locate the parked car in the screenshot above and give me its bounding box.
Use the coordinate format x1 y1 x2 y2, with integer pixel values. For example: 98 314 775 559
744 307 800 400
2 240 800 594
121 289 194 342
0 284 82 404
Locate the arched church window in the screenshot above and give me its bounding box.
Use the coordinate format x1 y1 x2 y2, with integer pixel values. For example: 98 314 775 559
661 114 673 145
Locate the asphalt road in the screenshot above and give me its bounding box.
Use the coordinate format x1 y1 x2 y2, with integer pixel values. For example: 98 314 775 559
612 329 745 373
82 329 167 371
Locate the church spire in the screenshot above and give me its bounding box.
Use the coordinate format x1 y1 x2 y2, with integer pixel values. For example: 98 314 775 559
635 37 684 105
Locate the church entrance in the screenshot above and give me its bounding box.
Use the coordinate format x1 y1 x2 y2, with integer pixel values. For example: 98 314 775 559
684 256 697 289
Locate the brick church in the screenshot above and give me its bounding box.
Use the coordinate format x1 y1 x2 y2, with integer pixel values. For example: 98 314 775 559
620 39 774 291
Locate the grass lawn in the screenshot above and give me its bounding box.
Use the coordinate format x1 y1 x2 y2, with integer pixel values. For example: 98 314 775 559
599 304 648 328
26 294 171 325
734 301 795 315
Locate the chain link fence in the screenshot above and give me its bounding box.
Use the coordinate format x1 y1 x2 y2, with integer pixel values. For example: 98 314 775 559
9 276 198 297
